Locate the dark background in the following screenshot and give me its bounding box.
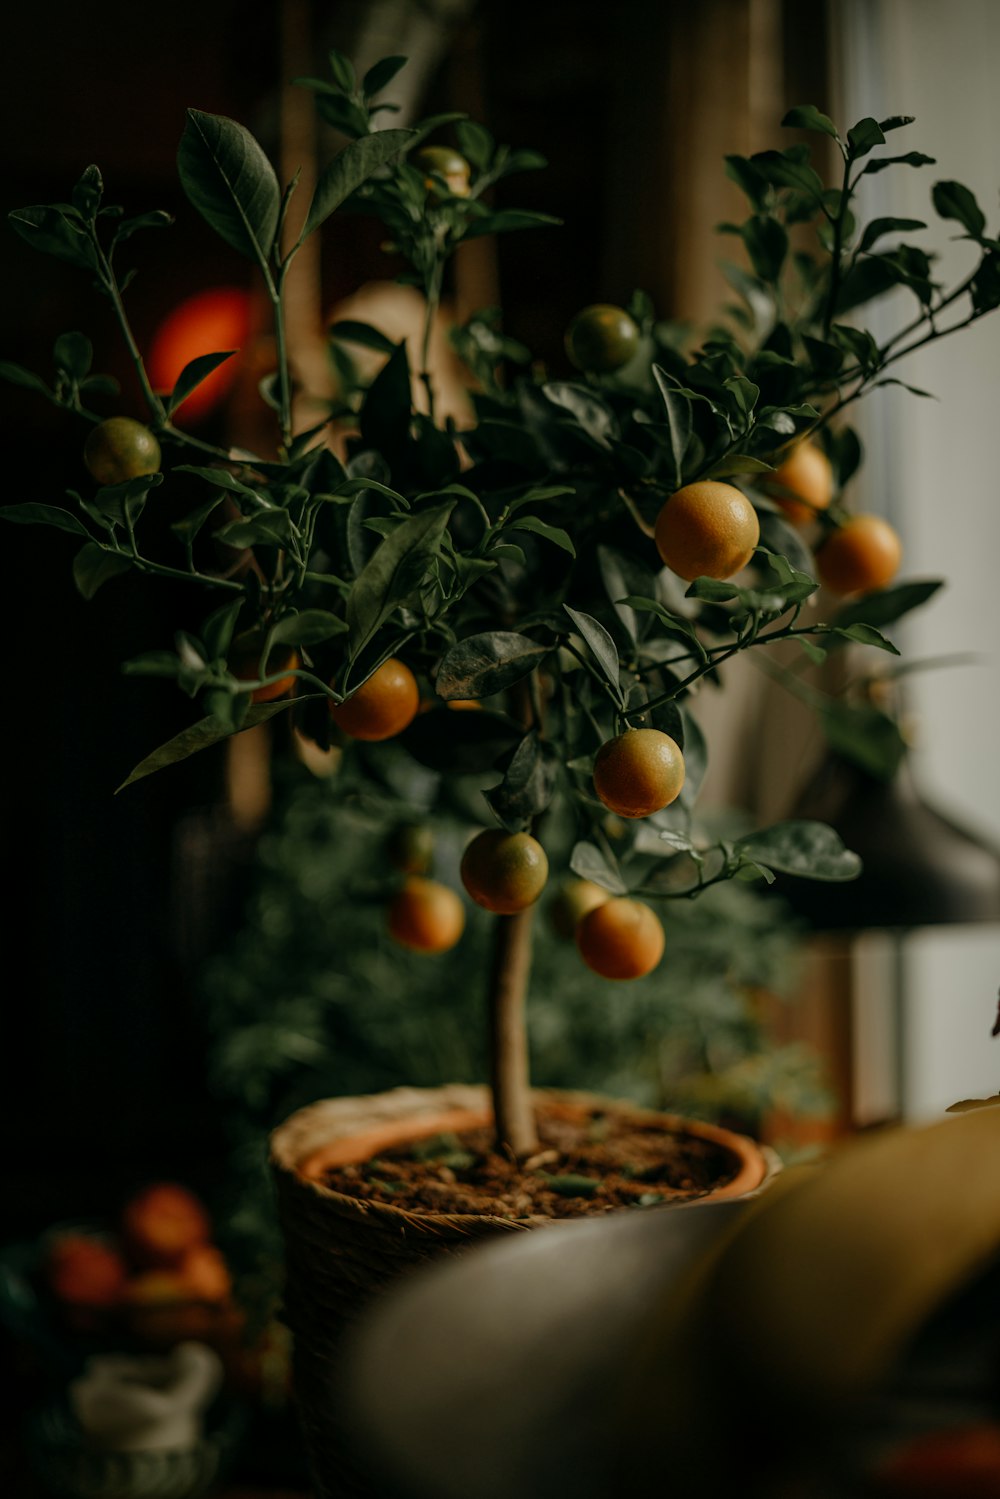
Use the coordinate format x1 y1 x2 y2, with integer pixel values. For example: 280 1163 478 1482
0 0 832 1238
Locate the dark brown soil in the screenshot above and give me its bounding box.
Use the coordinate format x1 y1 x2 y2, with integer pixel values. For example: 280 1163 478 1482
321 1104 741 1220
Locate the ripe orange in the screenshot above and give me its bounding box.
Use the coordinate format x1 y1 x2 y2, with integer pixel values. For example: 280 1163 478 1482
83 416 161 486
177 1243 232 1302
460 829 549 914
415 145 471 199
387 877 465 953
549 879 610 940
564 304 640 373
593 728 685 819
231 631 299 703
329 658 420 741
769 441 834 526
816 514 902 596
655 481 760 580
876 1424 1000 1496
122 1183 211 1267
47 1234 127 1309
576 897 665 980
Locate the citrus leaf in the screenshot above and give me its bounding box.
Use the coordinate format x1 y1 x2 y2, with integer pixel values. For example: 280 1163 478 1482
270 609 347 647
436 631 550 700
485 730 557 832
177 109 281 265
0 503 89 537
508 515 576 556
564 606 624 706
569 841 628 896
735 820 861 881
346 502 455 658
303 129 412 240
168 350 237 415
329 320 399 355
782 105 839 140
117 699 298 790
932 179 986 239
72 543 132 599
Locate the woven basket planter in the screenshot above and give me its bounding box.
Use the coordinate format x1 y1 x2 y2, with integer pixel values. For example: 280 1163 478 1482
270 1083 776 1497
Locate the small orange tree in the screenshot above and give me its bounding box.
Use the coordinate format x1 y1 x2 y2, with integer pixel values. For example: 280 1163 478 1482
5 69 999 1157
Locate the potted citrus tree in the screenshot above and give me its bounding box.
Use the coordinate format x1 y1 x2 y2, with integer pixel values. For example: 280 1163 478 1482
6 54 999 1492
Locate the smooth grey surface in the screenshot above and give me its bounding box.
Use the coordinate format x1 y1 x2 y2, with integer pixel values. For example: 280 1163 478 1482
339 1199 746 1499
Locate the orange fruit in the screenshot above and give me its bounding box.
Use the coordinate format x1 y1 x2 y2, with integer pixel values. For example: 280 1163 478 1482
549 879 610 940
122 1183 211 1267
655 481 760 580
329 658 420 742
576 898 665 980
592 728 685 819
769 441 834 526
446 698 483 711
460 829 549 914
177 1243 232 1302
47 1234 127 1309
564 304 641 373
388 877 465 953
83 416 161 486
231 630 300 703
415 145 471 199
816 514 902 596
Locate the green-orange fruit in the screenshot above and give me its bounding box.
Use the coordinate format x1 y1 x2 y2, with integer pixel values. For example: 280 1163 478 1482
415 145 471 199
460 829 549 915
387 823 435 876
387 878 465 954
593 728 685 819
564 304 640 373
84 417 161 486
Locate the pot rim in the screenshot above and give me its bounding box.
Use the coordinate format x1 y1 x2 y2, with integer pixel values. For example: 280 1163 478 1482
270 1085 778 1224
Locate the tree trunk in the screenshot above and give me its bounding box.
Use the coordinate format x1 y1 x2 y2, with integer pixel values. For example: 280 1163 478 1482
488 905 540 1157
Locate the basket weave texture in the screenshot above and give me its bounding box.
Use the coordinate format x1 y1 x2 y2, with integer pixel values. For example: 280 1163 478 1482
270 1084 772 1498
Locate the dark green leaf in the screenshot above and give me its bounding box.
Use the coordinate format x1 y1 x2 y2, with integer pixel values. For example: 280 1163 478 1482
454 120 494 171
400 708 521 774
464 209 561 238
54 332 92 380
620 596 708 661
847 118 886 159
508 515 575 556
782 105 839 140
736 820 861 881
677 705 707 809
327 48 355 92
564 606 624 706
742 215 788 282
485 730 557 832
835 255 905 312
862 151 935 176
362 55 408 97
932 180 986 239
270 609 347 647
831 324 880 370
215 509 296 548
122 651 183 680
72 164 103 218
971 252 1000 314
167 350 237 415
832 579 943 631
346 501 454 657
303 129 412 240
749 149 826 202
169 493 226 544
858 216 927 253
359 341 412 464
707 454 773 478
831 622 899 654
435 630 550 700
8 204 97 269
112 209 174 246
177 109 281 264
329 320 398 355
117 699 293 790
803 334 845 376
651 368 692 484
201 598 244 658
0 502 89 537
820 702 907 780
724 154 770 209
597 547 658 647
0 360 50 395
569 841 627 896
878 116 915 133
542 382 615 446
72 542 132 599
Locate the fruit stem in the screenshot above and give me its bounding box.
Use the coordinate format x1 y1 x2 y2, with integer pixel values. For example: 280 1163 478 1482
488 906 540 1158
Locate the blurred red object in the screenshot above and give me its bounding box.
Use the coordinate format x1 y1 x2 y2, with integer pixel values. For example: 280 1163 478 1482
148 287 252 424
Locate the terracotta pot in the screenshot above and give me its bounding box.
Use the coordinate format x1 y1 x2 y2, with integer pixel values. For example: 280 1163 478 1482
270 1084 778 1499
